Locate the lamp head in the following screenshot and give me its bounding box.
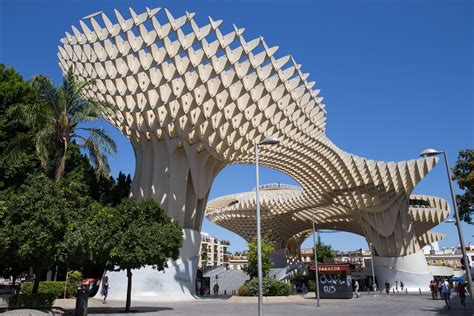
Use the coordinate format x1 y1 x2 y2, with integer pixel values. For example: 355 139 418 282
259 136 280 146
420 148 443 157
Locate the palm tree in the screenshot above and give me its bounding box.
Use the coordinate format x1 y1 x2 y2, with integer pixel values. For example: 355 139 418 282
29 67 117 181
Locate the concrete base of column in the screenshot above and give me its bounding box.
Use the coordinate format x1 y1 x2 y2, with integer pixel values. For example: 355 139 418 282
373 250 432 292
96 229 201 301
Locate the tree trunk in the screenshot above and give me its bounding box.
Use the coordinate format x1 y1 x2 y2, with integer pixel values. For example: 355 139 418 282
54 138 68 181
125 268 132 312
32 267 42 293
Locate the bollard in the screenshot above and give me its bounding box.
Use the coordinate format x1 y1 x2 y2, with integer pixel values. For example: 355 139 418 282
75 288 89 316
419 288 421 295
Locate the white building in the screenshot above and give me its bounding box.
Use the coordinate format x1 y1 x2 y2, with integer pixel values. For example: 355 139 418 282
198 232 230 269
228 253 249 271
422 242 474 278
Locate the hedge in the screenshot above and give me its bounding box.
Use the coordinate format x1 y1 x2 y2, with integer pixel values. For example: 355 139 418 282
238 285 249 296
8 293 56 309
242 277 292 296
22 281 65 299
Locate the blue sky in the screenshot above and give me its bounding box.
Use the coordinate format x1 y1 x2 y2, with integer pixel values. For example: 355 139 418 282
1 0 472 253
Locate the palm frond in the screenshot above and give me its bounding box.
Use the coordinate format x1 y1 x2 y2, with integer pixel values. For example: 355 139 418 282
69 99 101 125
31 75 62 117
22 102 54 129
82 137 107 177
100 154 111 177
76 127 117 155
34 127 55 171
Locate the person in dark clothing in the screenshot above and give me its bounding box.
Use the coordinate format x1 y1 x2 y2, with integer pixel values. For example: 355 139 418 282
101 276 109 304
384 280 390 296
429 280 437 300
456 281 467 309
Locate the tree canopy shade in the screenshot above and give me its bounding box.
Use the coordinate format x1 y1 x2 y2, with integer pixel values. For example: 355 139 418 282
0 174 92 293
247 236 274 279
452 149 474 223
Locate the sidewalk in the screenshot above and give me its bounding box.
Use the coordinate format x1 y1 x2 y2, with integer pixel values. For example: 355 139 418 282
1 293 472 315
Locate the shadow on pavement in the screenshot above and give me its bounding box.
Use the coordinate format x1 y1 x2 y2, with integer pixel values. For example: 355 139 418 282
198 295 233 300
421 296 472 315
60 306 174 314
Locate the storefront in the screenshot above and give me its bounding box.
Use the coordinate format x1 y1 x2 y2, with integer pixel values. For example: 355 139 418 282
310 263 354 299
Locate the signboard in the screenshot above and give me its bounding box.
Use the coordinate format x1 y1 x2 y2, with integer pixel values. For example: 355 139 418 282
310 264 353 299
309 263 352 273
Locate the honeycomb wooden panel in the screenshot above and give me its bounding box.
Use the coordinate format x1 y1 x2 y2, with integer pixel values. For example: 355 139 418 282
59 7 447 261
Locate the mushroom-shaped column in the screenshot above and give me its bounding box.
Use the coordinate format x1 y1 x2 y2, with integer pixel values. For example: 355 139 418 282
58 6 445 298
363 194 449 290
207 186 450 290
58 6 324 299
206 184 307 268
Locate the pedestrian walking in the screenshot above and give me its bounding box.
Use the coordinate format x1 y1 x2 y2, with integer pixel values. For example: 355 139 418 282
354 280 361 298
429 280 437 300
101 275 109 304
437 280 442 299
384 280 390 296
213 283 219 296
400 281 404 293
395 281 398 292
456 281 466 310
441 278 451 309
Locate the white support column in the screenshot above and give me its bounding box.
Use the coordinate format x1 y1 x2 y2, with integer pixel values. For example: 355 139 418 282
102 135 225 301
373 250 432 292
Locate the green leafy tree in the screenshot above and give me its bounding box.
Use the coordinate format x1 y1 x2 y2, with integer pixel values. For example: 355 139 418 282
61 146 130 206
0 65 39 189
247 236 274 279
452 149 474 223
108 172 132 206
109 199 183 312
58 202 114 280
316 243 335 263
0 174 91 293
22 67 116 181
61 198 183 312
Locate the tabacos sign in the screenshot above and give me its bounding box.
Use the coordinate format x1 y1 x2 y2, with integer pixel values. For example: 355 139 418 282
309 263 353 273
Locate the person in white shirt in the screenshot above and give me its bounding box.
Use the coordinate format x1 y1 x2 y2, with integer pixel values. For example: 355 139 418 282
354 280 361 298
441 279 451 309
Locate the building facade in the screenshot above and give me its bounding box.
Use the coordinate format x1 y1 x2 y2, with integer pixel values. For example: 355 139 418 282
228 253 249 271
198 232 230 269
424 243 474 274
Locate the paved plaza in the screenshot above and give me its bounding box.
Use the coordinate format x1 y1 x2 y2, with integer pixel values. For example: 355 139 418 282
3 293 470 316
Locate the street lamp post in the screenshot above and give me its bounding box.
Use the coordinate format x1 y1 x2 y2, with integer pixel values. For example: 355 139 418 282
311 211 323 307
255 137 280 316
369 243 376 293
420 149 473 307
